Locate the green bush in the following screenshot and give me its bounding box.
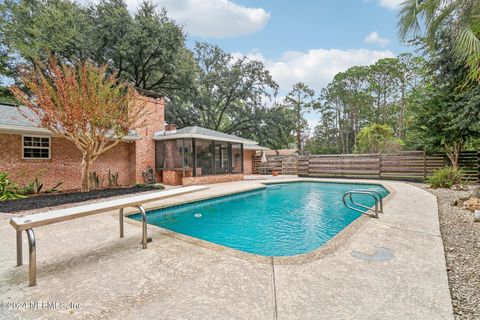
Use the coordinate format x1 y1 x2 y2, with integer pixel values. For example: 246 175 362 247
21 176 43 195
0 172 26 201
133 183 165 190
427 167 465 189
21 176 63 195
354 124 404 153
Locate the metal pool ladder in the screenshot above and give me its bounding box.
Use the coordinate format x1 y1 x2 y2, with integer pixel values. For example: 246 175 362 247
342 189 383 218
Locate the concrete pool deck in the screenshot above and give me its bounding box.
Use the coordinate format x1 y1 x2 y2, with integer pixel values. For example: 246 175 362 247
0 177 453 319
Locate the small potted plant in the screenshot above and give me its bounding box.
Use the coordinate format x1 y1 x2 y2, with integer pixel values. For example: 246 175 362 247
272 170 279 176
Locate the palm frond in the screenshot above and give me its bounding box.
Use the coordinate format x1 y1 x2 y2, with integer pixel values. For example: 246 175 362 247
455 26 480 82
426 1 456 48
455 27 480 57
398 0 425 41
423 0 442 26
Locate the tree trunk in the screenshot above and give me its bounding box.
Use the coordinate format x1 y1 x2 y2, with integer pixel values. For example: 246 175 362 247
81 154 91 192
398 83 405 139
296 129 302 151
296 103 302 151
445 142 461 168
447 151 460 169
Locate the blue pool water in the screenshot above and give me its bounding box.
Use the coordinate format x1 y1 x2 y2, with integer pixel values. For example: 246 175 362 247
129 182 388 256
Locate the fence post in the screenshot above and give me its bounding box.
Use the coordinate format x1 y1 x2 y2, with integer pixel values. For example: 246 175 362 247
378 153 382 179
340 154 344 177
423 150 427 180
295 155 299 175
308 154 311 176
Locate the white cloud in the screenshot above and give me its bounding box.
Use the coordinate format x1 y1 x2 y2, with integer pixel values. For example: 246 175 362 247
377 0 403 9
157 0 270 38
364 31 390 47
78 0 269 37
232 50 265 62
363 0 402 9
237 48 395 94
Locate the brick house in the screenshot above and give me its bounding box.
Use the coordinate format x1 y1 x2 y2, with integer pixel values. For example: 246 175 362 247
0 95 266 190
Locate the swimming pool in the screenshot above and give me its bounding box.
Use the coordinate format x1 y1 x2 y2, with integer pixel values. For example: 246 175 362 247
129 182 389 256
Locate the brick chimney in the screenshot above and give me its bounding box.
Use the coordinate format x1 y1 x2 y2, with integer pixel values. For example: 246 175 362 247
165 123 177 132
132 94 165 184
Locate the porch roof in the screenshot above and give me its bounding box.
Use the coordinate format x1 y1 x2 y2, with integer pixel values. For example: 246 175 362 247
154 126 258 145
244 144 269 151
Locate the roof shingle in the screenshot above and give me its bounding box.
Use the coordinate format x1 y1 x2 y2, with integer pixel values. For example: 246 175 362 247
154 126 258 145
0 103 39 128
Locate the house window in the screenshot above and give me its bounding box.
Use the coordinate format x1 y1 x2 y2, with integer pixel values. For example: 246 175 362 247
23 136 50 159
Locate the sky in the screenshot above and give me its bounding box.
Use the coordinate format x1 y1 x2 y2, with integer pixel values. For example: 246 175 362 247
84 0 406 129
149 0 408 130
154 0 406 91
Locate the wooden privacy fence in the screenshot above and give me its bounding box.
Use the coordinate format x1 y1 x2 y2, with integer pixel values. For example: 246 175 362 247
457 151 480 182
299 151 444 181
253 151 480 182
253 155 296 174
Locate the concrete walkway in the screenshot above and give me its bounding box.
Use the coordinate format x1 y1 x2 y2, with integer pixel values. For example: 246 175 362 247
0 178 453 319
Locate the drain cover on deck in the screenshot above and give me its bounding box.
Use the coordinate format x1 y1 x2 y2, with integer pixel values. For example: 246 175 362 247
351 247 394 261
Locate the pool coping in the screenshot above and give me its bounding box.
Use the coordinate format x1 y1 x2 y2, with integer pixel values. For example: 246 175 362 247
123 178 397 265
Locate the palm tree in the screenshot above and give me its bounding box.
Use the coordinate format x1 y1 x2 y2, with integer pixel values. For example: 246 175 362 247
398 0 480 82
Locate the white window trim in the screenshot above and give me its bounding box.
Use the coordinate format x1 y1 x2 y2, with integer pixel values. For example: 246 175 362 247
22 135 51 160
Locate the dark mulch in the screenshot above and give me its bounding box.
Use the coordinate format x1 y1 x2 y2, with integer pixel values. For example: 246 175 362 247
0 186 162 213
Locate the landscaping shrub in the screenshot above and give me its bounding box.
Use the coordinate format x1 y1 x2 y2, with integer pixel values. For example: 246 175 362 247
108 170 119 187
0 172 25 201
427 167 465 188
133 183 165 190
21 176 63 195
354 124 404 153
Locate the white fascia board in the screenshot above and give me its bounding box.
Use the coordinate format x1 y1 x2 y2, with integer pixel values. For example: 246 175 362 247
244 145 269 150
153 132 258 145
0 125 139 141
0 125 54 136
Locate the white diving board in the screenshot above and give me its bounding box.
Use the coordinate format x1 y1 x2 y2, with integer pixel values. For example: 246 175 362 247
9 185 208 287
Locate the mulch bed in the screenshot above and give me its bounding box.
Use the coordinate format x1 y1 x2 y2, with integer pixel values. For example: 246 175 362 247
421 185 480 320
0 186 161 213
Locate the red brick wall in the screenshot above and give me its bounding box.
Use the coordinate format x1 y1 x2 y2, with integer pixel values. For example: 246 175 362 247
162 149 255 186
243 150 256 175
0 133 134 191
134 96 165 183
162 170 183 186
0 95 262 190
182 174 244 186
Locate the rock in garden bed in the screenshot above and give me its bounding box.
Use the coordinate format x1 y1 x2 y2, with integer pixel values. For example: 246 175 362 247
0 185 164 213
421 184 480 319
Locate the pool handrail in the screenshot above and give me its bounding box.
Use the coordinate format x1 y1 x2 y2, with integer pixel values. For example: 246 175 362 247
342 191 380 218
351 189 383 213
